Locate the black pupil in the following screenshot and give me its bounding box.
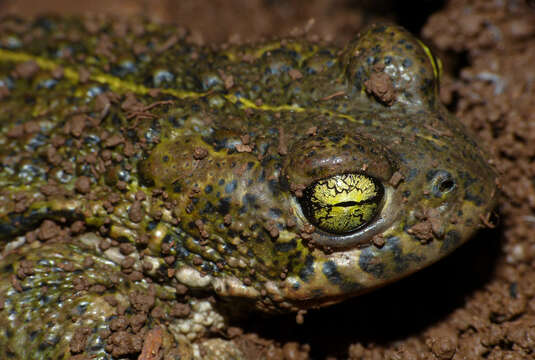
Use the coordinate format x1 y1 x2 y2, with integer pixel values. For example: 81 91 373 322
334 201 358 207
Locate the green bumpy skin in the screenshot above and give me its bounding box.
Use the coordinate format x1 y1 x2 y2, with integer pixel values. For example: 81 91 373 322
0 17 497 358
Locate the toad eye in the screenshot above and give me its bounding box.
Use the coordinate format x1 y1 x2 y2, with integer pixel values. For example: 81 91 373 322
299 173 384 234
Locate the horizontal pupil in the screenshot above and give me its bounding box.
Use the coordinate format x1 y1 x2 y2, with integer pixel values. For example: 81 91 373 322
334 201 359 207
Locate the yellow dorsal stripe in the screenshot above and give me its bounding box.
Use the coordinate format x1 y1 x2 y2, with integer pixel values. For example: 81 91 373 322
0 48 315 114
0 48 445 146
0 48 205 99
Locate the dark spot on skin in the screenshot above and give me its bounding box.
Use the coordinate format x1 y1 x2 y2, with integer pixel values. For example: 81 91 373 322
372 25 387 33
29 330 39 341
75 303 88 315
274 239 297 252
173 181 181 193
147 221 158 231
201 201 215 214
3 264 13 273
322 261 342 285
441 230 461 254
299 255 315 282
218 178 225 186
268 179 280 196
162 155 169 162
257 169 266 183
464 190 484 206
406 168 419 182
138 166 155 187
217 197 231 215
322 260 363 292
204 185 213 194
269 208 282 218
358 246 385 278
328 134 343 143
242 192 257 205
389 237 424 273
175 243 190 259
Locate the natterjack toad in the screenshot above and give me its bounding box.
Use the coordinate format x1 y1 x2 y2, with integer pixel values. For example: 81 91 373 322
0 18 497 358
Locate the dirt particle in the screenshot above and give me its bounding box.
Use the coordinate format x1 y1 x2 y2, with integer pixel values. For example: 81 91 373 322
227 326 243 338
78 68 91 83
128 201 145 223
389 171 404 187
305 126 318 136
99 238 111 251
119 243 135 255
105 331 143 357
6 124 24 138
193 147 208 160
138 327 163 360
130 291 155 313
110 316 129 331
170 303 191 318
320 90 346 101
364 71 396 106
70 221 85 234
264 221 280 239
66 114 87 138
296 310 307 325
236 143 254 152
70 327 91 354
12 60 39 79
175 283 188 295
104 134 124 148
282 342 309 360
425 327 458 360
290 183 306 198
121 257 135 269
372 234 385 248
89 284 107 294
289 68 303 80
38 220 61 241
129 313 147 332
10 274 22 292
51 66 64 79
75 176 91 194
82 256 94 268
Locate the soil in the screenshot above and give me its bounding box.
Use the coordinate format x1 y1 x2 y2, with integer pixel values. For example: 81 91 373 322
2 0 535 359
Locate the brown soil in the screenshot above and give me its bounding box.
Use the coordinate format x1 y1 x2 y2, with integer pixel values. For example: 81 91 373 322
2 0 535 359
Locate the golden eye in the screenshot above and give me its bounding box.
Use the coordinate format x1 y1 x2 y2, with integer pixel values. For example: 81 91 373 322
300 173 383 234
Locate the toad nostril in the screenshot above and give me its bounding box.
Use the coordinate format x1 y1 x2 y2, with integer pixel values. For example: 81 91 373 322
438 179 456 193
427 170 456 197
